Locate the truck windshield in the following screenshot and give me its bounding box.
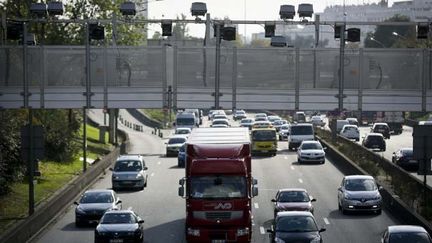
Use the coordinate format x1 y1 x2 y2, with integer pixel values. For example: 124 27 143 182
291 126 313 135
252 130 276 141
176 118 195 126
189 176 247 199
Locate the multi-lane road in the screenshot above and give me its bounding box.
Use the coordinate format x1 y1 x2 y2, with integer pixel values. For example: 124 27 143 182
32 111 402 243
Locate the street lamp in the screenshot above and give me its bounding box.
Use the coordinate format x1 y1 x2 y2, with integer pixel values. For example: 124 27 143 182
392 31 407 40
369 37 385 48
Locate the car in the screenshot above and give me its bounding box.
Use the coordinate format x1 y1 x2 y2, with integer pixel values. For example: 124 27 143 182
210 110 226 120
381 225 432 243
362 133 386 151
346 117 359 126
178 144 186 167
233 110 247 121
288 123 315 151
337 175 382 215
211 119 230 128
207 110 215 119
175 127 192 135
268 115 281 123
278 124 290 141
273 119 288 131
371 122 391 139
340 124 360 141
336 119 350 133
74 189 122 227
212 114 229 121
297 140 325 164
392 148 418 170
310 115 325 127
254 116 268 122
94 210 144 243
267 211 325 243
166 135 187 157
111 155 149 190
255 113 267 119
240 118 255 130
252 121 273 129
271 188 317 217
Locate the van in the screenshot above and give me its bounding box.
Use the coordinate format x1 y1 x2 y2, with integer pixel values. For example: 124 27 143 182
288 123 315 150
175 112 197 130
251 127 278 156
293 112 306 123
184 109 202 125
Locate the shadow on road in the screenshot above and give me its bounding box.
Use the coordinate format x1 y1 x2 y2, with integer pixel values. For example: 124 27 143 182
328 209 380 220
143 218 186 243
61 222 95 232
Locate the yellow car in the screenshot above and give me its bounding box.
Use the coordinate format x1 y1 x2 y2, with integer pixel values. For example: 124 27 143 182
251 127 277 156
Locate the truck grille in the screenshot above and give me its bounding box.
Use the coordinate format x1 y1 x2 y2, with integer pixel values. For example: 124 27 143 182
193 211 243 220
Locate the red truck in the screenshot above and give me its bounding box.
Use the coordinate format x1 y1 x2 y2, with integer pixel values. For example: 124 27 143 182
178 127 258 243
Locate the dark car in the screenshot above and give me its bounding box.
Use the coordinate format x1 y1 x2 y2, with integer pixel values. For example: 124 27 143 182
240 118 255 130
362 133 386 151
74 189 122 227
381 225 432 243
267 211 325 243
178 144 186 168
371 123 390 139
271 188 316 217
392 148 418 170
94 210 144 243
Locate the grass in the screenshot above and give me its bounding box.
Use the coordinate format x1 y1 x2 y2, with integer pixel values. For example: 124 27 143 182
0 124 113 231
141 109 175 127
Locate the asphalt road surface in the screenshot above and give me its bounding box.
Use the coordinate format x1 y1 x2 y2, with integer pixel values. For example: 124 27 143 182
32 111 401 243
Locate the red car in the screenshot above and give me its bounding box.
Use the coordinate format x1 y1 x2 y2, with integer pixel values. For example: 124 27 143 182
271 188 317 217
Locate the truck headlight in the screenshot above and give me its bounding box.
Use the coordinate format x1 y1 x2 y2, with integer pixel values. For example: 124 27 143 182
236 227 249 237
187 228 200 236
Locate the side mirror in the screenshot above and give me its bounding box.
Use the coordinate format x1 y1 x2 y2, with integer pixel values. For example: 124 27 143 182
143 166 148 170
319 228 326 233
323 147 327 150
178 187 185 197
252 186 259 197
271 199 276 203
267 229 274 234
138 219 145 224
179 178 185 186
173 122 176 126
109 167 113 171
74 201 79 205
337 186 342 191
311 198 317 202
116 199 122 204
392 152 395 155
252 178 258 185
378 186 383 190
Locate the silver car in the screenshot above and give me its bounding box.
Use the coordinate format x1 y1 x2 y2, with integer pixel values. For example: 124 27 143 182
111 155 148 190
337 175 382 214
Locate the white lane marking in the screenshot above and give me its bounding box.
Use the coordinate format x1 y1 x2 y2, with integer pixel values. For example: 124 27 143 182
151 172 155 177
323 217 330 225
298 178 303 184
254 203 259 209
290 166 295 170
157 161 161 165
260 226 265 235
284 156 288 160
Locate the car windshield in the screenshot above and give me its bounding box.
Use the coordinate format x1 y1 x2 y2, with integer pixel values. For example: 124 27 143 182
280 125 289 130
176 118 194 126
189 176 247 199
114 160 142 172
176 129 190 134
241 119 253 124
252 130 277 141
389 232 432 243
344 126 358 132
345 179 377 191
236 111 245 115
276 216 318 232
100 213 136 224
80 192 113 204
169 138 186 144
375 125 389 130
290 126 313 135
402 149 413 156
213 120 228 125
367 136 383 143
301 143 322 150
278 191 310 202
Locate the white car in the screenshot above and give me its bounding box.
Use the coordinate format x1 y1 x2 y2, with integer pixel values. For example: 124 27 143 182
211 119 230 128
278 124 290 141
340 124 360 141
175 127 192 136
310 116 325 127
297 141 325 164
166 135 188 157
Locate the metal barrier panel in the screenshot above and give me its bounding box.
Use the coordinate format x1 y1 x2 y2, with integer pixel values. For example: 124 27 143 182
0 47 24 87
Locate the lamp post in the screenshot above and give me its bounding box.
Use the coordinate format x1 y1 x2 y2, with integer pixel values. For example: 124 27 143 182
369 37 385 48
392 31 407 40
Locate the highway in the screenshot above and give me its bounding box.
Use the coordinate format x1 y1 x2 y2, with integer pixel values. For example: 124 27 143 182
32 111 401 243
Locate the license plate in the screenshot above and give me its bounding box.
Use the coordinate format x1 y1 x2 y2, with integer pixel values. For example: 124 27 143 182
212 241 226 243
110 239 123 243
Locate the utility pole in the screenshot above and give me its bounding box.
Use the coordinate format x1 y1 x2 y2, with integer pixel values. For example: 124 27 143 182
214 23 221 109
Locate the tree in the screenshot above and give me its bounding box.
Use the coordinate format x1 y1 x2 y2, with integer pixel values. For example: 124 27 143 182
364 14 417 48
172 14 190 40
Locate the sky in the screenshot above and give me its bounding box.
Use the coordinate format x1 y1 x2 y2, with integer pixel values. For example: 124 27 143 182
146 0 399 38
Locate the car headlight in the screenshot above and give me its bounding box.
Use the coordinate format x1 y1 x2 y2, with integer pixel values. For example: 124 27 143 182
275 237 286 243
75 207 86 215
374 194 382 200
344 194 352 200
112 175 120 180
96 231 106 236
187 228 200 236
310 236 321 243
136 174 143 179
236 227 249 237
